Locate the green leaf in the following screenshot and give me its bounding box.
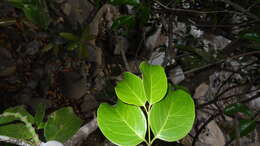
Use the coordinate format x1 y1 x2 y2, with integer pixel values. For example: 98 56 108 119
240 32 260 43
115 72 147 106
230 119 256 140
59 32 79 41
224 103 253 117
42 43 54 52
23 4 50 29
109 0 140 6
112 15 135 30
34 103 46 129
67 42 79 51
8 0 27 9
0 106 34 125
139 61 168 104
80 25 96 41
77 43 88 58
44 107 83 143
0 123 32 140
150 89 195 142
97 100 147 146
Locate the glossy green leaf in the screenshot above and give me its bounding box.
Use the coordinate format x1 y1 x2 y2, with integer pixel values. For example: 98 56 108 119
115 72 147 106
109 0 140 6
230 119 256 140
0 123 32 140
44 107 83 143
139 61 167 104
97 100 147 146
34 103 46 129
240 32 260 43
59 32 79 41
150 89 195 142
224 103 253 117
112 15 135 30
0 106 34 125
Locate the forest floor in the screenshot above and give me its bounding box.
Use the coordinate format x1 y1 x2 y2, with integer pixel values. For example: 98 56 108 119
0 0 260 146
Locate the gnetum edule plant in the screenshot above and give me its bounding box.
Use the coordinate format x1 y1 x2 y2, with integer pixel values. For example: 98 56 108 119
97 61 195 146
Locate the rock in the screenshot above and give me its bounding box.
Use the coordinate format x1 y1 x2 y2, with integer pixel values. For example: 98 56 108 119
194 83 209 104
246 86 260 110
61 0 94 26
148 49 165 66
202 34 231 52
145 24 168 50
25 40 41 55
103 139 117 146
169 66 185 84
0 47 16 77
190 25 204 38
114 36 129 55
181 134 193 146
208 71 243 102
59 72 88 100
80 95 98 113
194 110 226 146
198 120 226 146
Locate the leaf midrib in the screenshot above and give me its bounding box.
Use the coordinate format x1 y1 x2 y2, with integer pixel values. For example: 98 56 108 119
153 99 173 139
125 79 145 105
115 108 145 141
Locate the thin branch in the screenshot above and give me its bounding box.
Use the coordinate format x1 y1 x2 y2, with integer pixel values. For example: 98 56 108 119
163 14 173 66
192 93 260 146
198 88 260 108
241 93 260 104
192 112 222 146
218 0 260 21
183 50 260 75
120 45 131 72
154 0 237 14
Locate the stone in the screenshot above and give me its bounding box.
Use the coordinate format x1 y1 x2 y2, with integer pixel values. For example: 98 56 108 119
59 72 88 100
0 47 16 77
80 95 98 113
169 66 185 84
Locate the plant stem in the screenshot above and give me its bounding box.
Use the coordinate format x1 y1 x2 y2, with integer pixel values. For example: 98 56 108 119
147 104 152 146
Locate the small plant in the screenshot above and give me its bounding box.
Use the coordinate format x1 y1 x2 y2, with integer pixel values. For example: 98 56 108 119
224 103 257 143
97 62 195 146
0 105 82 146
58 26 95 58
8 0 51 29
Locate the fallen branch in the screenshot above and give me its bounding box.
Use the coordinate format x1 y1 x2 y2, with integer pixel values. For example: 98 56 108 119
64 116 98 146
0 135 31 146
